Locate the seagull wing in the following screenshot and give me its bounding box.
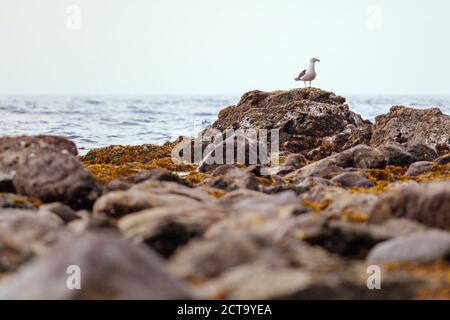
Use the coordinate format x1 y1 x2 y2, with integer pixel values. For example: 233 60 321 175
295 69 306 81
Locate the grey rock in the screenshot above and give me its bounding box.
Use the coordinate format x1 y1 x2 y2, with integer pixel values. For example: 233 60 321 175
0 230 192 299
367 231 450 264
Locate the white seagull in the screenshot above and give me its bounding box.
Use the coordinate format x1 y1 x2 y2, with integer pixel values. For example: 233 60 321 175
295 57 320 88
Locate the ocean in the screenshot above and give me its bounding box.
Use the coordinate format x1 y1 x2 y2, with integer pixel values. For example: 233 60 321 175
1 94 449 154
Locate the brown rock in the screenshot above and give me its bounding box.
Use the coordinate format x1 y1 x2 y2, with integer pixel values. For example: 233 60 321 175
13 150 101 210
331 172 375 188
371 106 450 154
378 143 417 167
369 182 450 230
435 153 450 165
212 88 372 161
0 135 100 209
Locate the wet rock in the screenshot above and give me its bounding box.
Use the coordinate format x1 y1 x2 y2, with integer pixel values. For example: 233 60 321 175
367 231 450 264
0 209 63 271
331 172 375 188
212 88 372 161
12 150 101 210
38 203 81 224
0 230 192 299
435 153 450 165
94 181 215 217
369 182 450 230
371 106 450 154
118 206 225 258
405 161 435 177
378 143 417 167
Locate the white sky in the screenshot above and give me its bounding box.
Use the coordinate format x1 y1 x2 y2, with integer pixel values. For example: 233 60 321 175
1 0 450 95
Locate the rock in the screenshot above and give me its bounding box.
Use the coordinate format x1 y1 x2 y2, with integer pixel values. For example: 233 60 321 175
405 161 434 177
0 209 63 271
435 153 450 165
107 168 189 191
301 218 427 259
212 88 372 161
378 143 417 167
198 131 263 173
331 172 375 188
0 230 192 299
0 193 39 209
38 203 81 224
12 150 101 210
371 106 450 154
333 145 386 169
94 181 215 217
367 231 450 264
199 263 313 299
118 206 225 258
277 153 308 175
369 181 450 230
288 145 385 183
195 261 417 299
0 135 100 209
407 144 438 161
0 135 78 157
205 167 262 192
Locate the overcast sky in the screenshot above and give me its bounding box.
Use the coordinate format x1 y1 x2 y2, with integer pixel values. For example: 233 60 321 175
1 0 449 95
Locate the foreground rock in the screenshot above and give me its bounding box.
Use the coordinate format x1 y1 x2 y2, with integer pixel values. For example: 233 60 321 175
212 88 372 161
367 231 450 264
94 181 215 217
371 106 450 154
0 209 63 271
0 230 192 299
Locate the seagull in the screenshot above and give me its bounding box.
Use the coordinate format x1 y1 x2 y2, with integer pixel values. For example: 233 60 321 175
295 57 320 88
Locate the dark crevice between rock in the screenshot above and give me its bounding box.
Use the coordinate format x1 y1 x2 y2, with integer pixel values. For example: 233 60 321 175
144 223 203 259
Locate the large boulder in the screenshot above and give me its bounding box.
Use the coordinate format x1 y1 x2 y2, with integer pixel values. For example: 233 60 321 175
371 106 450 155
212 88 372 161
0 230 192 299
0 136 100 209
369 182 450 230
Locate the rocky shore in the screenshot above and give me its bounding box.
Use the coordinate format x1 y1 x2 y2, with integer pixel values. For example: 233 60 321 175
0 88 449 299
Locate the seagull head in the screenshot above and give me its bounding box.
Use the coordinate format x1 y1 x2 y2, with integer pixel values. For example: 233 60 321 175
310 57 320 63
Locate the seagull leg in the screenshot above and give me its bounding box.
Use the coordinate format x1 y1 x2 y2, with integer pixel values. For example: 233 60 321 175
303 81 306 88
